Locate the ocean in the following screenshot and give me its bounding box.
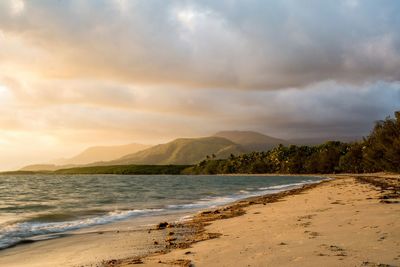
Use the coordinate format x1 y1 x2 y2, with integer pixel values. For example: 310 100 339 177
0 174 323 249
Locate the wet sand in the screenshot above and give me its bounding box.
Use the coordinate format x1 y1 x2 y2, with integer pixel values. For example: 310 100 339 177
0 212 191 267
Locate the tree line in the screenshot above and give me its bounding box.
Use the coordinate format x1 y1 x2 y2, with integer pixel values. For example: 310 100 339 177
186 111 400 174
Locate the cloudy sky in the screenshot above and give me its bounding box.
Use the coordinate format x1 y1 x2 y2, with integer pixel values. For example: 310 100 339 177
0 0 399 170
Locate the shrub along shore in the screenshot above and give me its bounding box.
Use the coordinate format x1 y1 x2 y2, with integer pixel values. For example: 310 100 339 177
187 111 400 175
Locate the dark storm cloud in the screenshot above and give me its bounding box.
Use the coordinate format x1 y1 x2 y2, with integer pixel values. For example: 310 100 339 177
0 0 399 89
198 81 400 138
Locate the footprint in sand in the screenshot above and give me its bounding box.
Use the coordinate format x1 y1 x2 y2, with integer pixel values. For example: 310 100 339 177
318 244 348 257
378 233 388 242
297 214 316 228
307 231 320 239
315 208 332 212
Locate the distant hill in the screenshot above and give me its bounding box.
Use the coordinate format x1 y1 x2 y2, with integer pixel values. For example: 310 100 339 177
288 136 362 146
214 131 288 152
54 143 150 165
20 164 67 172
107 137 245 165
21 143 150 171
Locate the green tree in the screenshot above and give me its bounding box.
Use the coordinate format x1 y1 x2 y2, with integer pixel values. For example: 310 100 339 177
363 111 400 172
338 142 364 173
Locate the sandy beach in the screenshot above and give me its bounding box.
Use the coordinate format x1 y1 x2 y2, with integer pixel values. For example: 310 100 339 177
0 174 399 267
114 174 400 267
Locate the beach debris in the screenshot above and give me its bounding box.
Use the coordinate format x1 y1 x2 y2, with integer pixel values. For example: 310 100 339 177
361 261 396 267
201 211 212 215
104 257 144 266
128 258 144 264
103 259 120 266
166 237 177 242
380 193 399 199
208 232 222 239
380 200 399 204
157 222 169 229
163 259 192 267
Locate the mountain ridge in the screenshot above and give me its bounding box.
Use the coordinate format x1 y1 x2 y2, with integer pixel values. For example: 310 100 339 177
107 136 245 165
21 143 150 171
55 143 151 165
19 130 361 172
214 130 288 152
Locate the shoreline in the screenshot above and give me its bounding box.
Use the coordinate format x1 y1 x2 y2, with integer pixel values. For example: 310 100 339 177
106 173 400 267
0 174 322 252
1 173 398 266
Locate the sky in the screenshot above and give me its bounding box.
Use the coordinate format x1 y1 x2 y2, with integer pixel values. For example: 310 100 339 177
0 0 399 170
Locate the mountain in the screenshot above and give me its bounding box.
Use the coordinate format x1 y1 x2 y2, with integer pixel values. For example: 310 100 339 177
20 164 66 172
20 143 150 171
107 136 245 165
288 136 362 145
52 143 150 165
214 131 288 152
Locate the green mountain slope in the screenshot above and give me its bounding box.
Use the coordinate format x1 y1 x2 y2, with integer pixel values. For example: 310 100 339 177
108 137 245 165
19 132 287 171
214 131 287 152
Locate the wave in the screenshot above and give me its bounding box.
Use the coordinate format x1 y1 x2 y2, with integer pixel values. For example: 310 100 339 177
167 196 239 210
168 179 321 211
0 208 163 249
258 180 316 191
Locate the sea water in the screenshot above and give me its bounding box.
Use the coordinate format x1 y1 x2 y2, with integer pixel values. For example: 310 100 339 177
0 174 323 249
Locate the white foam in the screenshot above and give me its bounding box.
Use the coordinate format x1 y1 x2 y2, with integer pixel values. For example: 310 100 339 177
167 196 238 210
167 179 321 212
258 180 318 191
0 208 163 249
